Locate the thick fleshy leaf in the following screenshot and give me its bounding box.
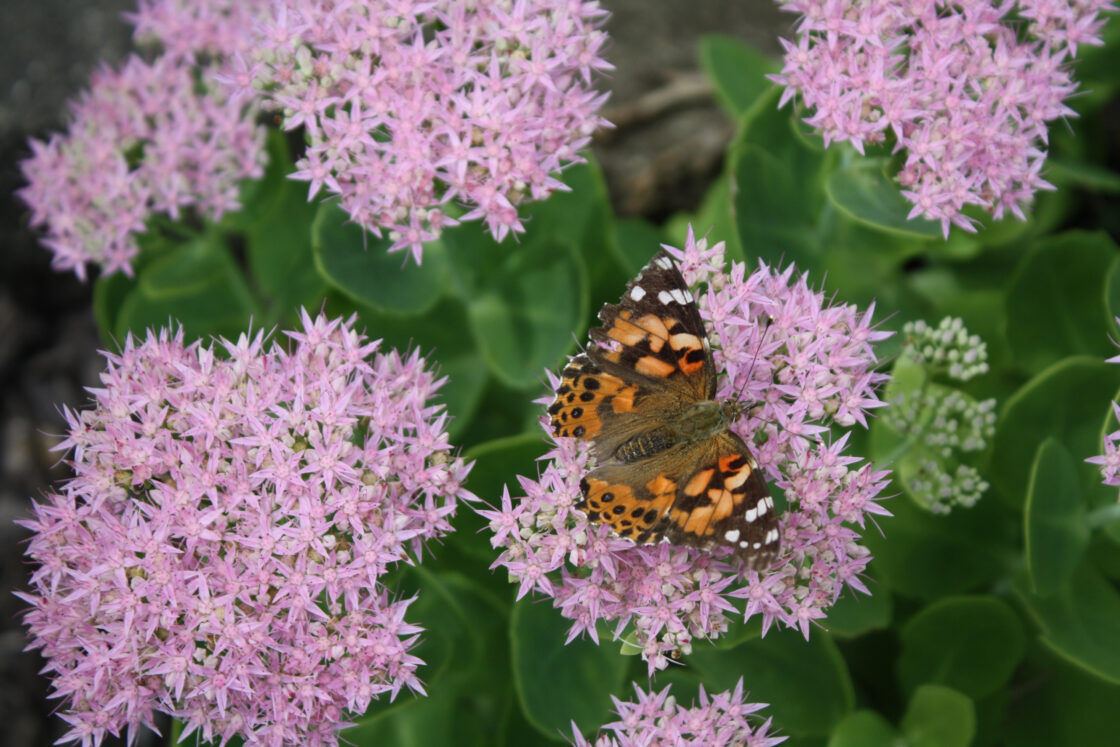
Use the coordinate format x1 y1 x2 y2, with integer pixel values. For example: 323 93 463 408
461 240 588 390
464 432 549 508
346 570 510 746
613 217 665 277
114 237 259 342
312 202 448 315
353 297 489 441
1024 439 1090 595
699 35 779 117
731 88 828 271
823 585 892 638
1005 232 1118 375
898 596 1026 699
1016 561 1120 684
1004 645 1120 746
827 710 899 747
825 158 942 239
237 132 325 324
864 493 1016 600
665 170 745 262
518 159 621 317
900 685 975 747
510 597 629 740
991 357 1120 508
688 628 854 737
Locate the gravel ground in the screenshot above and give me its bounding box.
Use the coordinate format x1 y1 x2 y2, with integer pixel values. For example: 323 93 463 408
0 2 790 744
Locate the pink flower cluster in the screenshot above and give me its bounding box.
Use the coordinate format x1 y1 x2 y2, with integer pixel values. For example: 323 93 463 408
128 0 271 62
1087 401 1120 492
481 229 892 672
772 0 1115 236
237 0 612 262
571 680 785 747
17 50 266 280
17 311 473 747
1088 325 1120 494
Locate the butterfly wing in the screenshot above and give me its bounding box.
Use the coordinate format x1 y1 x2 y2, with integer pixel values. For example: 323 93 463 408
580 431 779 568
549 250 711 460
589 251 715 401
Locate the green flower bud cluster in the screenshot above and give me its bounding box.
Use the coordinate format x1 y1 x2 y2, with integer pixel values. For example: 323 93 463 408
888 317 996 513
901 317 989 382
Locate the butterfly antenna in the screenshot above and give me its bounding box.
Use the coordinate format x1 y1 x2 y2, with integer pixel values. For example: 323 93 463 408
734 309 775 429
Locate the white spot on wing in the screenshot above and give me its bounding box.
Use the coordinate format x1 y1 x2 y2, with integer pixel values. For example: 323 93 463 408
740 541 749 548
764 528 779 545
755 501 767 517
745 507 758 523
630 285 646 301
658 290 674 305
655 256 673 269
724 529 740 542
669 288 688 304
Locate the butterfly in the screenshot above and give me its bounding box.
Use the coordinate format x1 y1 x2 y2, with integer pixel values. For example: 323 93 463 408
548 250 780 569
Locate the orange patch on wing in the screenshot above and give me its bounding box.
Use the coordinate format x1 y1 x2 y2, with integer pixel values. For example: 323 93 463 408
549 363 636 440
684 469 714 497
707 487 738 521
607 311 652 348
606 312 673 353
636 355 676 379
682 506 715 535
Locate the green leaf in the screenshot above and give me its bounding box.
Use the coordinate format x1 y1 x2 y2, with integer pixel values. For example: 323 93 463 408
1005 231 1119 375
991 356 1120 508
510 597 628 740
312 202 448 315
1024 439 1090 595
698 35 779 117
687 628 854 737
825 157 942 239
237 132 325 324
353 297 489 441
826 710 899 747
114 237 259 342
864 494 1017 600
1003 644 1120 746
900 685 975 747
1046 158 1120 194
1016 561 1120 684
730 89 828 270
93 269 138 345
464 432 548 508
346 570 510 746
898 596 1026 699
822 585 892 638
1106 256 1120 325
665 170 744 262
457 239 588 389
612 217 664 277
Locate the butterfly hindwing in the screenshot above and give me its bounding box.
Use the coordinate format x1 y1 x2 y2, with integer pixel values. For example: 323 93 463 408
662 433 779 568
577 432 779 567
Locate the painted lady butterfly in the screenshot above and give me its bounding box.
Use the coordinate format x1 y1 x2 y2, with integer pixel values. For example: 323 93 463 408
548 250 780 569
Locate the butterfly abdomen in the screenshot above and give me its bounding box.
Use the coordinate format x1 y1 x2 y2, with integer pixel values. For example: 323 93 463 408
615 429 675 463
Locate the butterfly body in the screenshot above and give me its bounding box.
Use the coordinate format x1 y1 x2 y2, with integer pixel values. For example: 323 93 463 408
548 251 780 568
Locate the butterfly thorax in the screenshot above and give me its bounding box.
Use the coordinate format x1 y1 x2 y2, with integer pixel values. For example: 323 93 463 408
614 400 737 464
